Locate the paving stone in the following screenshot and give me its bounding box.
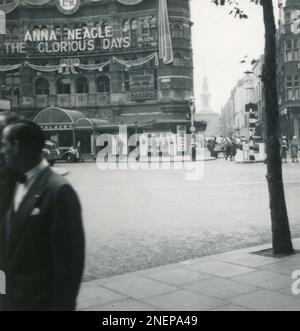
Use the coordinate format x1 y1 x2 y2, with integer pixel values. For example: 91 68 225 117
78 286 126 310
216 253 280 268
183 277 258 299
188 261 254 278
230 270 292 290
85 299 159 311
142 290 226 311
144 268 212 286
101 276 177 300
209 304 253 311
259 259 300 275
228 290 300 311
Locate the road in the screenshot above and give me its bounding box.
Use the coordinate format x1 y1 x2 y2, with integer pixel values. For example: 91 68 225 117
56 159 300 281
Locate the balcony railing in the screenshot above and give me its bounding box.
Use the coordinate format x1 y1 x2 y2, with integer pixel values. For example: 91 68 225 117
10 93 111 110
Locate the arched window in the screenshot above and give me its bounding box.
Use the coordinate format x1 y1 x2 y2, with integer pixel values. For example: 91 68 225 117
173 53 183 67
96 76 110 93
172 24 183 38
35 78 50 95
57 77 71 94
76 76 89 94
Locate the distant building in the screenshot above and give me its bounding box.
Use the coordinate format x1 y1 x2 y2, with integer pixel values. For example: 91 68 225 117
195 77 219 137
220 56 265 140
277 0 300 141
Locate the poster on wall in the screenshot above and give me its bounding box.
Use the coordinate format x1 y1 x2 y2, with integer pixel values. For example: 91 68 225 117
129 69 156 101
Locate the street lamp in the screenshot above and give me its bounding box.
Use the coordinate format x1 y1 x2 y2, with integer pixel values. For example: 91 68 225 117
188 96 196 162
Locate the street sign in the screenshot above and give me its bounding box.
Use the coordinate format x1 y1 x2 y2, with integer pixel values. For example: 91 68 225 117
190 126 196 133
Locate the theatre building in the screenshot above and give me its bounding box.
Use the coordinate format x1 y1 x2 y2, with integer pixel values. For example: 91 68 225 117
0 0 206 156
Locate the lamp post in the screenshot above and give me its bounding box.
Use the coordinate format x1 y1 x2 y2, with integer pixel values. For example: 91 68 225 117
189 96 196 162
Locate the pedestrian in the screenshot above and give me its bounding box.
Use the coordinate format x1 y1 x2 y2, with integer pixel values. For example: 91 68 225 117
230 139 238 161
280 136 288 163
225 138 232 161
290 136 299 163
0 120 85 311
76 141 83 162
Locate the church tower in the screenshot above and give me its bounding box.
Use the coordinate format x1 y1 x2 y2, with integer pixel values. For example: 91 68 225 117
199 76 212 113
195 76 220 136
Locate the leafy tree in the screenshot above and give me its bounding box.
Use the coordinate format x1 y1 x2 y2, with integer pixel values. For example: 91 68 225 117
212 0 294 255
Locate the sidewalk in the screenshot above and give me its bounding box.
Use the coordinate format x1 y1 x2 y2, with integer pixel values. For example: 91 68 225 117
78 239 300 311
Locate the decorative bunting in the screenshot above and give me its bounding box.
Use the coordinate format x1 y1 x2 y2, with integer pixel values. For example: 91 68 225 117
1 53 159 74
23 0 50 5
113 52 159 68
0 63 22 72
116 0 143 5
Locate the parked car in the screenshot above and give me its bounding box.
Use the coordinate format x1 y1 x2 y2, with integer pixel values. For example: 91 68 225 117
58 146 80 163
43 140 60 166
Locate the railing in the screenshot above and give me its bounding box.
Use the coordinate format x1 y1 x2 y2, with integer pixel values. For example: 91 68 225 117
10 93 111 109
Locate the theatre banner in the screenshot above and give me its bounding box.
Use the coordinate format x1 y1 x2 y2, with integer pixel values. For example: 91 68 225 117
3 25 131 55
129 69 156 101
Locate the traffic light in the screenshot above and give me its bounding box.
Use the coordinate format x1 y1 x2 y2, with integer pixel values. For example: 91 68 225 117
245 103 258 128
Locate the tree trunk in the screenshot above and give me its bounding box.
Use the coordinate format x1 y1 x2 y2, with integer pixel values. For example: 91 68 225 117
261 0 294 255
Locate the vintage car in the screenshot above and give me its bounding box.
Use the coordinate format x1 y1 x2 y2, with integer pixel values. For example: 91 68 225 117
43 140 60 166
58 146 80 163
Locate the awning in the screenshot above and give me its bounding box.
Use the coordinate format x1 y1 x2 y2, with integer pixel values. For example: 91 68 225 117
75 118 110 130
34 107 84 131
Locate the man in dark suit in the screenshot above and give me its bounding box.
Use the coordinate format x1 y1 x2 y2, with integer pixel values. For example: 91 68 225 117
0 120 85 311
0 112 19 224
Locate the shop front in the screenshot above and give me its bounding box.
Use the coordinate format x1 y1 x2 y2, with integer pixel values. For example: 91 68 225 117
34 106 84 147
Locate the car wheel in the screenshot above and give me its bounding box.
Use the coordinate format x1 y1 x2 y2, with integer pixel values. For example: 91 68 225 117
66 154 75 163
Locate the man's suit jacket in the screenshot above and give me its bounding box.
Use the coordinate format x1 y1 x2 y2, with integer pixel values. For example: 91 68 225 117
0 167 85 311
0 167 16 226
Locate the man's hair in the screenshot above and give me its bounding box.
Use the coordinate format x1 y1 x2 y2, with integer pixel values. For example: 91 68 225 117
7 120 45 154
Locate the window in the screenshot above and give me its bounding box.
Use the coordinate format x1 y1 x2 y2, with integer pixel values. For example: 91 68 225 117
172 24 183 38
57 78 71 94
294 39 300 61
285 39 300 62
96 76 110 93
286 75 300 101
35 78 49 95
4 71 20 96
124 71 130 92
295 76 300 100
285 40 293 62
173 53 183 67
76 76 89 94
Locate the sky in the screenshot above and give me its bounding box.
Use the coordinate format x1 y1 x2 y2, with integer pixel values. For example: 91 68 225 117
190 0 281 113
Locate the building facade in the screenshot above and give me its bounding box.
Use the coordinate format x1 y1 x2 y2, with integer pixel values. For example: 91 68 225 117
277 0 300 142
220 56 264 140
0 0 205 154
